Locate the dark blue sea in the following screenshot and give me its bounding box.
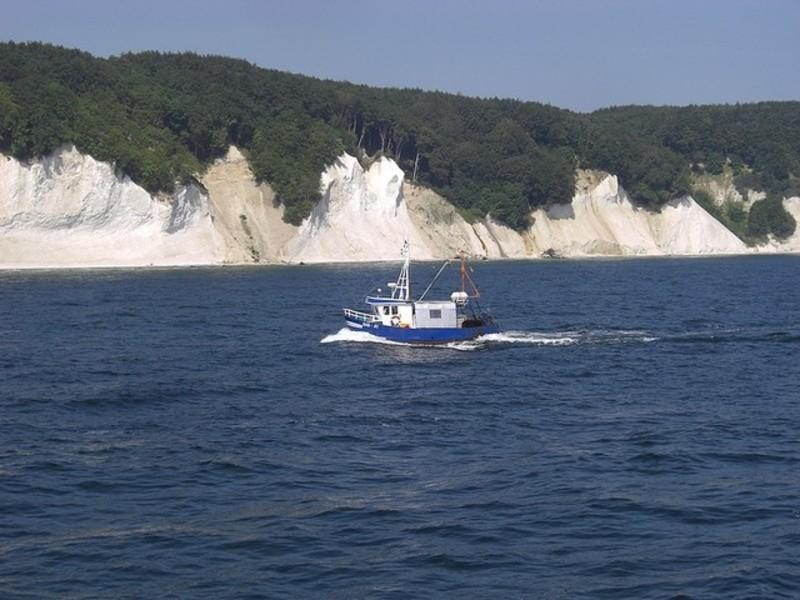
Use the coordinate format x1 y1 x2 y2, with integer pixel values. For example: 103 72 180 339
2 256 799 599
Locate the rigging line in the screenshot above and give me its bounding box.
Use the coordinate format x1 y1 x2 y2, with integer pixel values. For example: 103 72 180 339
417 260 451 302
463 263 481 298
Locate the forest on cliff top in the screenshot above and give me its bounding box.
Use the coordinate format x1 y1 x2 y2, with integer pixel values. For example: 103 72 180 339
0 42 798 237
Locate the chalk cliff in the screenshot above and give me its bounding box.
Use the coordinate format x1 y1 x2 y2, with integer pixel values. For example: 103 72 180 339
0 146 796 268
283 154 434 262
200 146 296 263
0 147 222 268
525 174 747 257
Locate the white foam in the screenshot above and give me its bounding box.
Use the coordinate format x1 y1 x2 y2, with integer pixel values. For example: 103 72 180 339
469 329 661 348
320 327 407 346
442 340 483 352
479 331 579 346
320 328 662 349
320 327 495 351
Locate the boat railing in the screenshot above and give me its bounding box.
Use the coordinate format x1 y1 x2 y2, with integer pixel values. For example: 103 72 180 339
343 308 380 323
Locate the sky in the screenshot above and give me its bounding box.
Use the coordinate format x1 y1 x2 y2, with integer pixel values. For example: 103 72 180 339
1 0 798 112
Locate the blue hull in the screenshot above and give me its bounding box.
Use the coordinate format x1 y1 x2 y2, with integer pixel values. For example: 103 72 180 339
345 318 499 344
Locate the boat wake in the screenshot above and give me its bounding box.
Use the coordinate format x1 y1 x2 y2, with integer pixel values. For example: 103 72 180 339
450 329 659 351
321 326 800 351
320 328 659 351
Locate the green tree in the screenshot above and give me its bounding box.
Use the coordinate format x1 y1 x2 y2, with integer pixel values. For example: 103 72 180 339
0 82 17 148
1 42 799 230
747 197 797 241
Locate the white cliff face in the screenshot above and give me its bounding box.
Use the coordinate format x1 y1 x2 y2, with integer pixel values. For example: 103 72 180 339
402 172 749 259
526 174 747 256
404 185 531 258
472 219 528 258
691 170 800 253
691 168 767 209
1 147 795 268
0 147 223 268
404 182 486 258
283 154 436 262
200 146 297 263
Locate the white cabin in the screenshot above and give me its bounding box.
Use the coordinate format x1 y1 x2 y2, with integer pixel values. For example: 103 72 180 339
368 300 458 329
413 301 458 328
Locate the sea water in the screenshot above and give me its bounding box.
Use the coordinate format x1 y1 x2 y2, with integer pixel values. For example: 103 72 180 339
1 257 799 598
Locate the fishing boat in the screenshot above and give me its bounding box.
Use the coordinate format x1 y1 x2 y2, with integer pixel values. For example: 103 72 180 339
343 242 499 344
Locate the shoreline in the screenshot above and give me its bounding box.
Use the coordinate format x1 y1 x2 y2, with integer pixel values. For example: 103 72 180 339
1 251 797 273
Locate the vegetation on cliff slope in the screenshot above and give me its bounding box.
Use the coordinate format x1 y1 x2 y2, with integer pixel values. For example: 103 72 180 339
1 43 799 235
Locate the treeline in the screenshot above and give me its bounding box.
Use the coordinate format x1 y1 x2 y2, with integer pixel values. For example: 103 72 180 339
1 42 798 235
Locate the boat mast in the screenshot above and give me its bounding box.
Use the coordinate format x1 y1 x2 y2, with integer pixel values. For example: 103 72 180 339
459 252 480 299
392 241 411 301
460 252 466 293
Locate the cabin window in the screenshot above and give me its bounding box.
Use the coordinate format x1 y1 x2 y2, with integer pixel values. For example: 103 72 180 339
383 306 390 315
391 306 399 315
429 309 442 319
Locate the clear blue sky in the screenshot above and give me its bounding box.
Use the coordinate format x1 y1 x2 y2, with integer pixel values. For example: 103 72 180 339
1 0 798 111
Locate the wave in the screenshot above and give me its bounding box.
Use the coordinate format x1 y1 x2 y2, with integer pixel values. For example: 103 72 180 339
320 327 481 351
479 331 580 345
320 327 658 351
321 325 800 350
454 329 659 350
443 331 580 351
320 328 407 346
